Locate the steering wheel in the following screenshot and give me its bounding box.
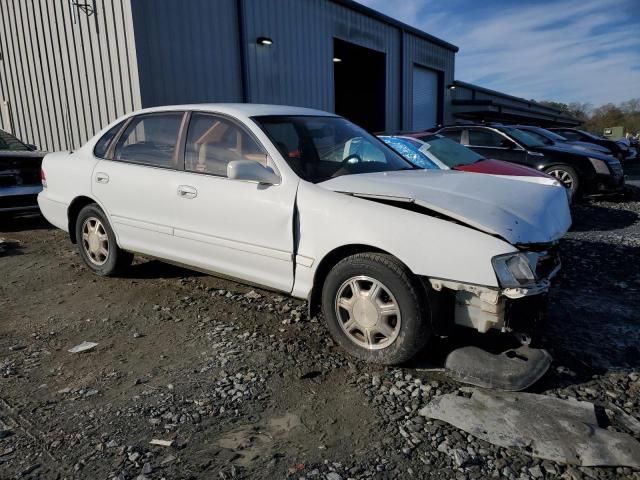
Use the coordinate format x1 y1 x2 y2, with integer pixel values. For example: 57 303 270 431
340 153 363 167
330 153 364 178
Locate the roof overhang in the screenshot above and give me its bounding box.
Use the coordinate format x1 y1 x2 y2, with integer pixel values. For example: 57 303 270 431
451 100 581 127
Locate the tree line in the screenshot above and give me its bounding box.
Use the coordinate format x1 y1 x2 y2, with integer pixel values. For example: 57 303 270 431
539 99 640 136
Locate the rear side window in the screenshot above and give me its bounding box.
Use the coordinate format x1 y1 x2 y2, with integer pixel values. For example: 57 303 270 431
113 113 183 168
437 129 462 142
0 129 29 151
468 129 504 147
184 113 266 177
93 121 124 158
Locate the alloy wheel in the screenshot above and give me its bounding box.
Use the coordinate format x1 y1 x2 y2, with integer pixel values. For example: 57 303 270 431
334 275 401 350
81 217 109 265
546 168 574 189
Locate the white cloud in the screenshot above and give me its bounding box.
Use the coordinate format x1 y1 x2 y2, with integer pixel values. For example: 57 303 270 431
358 0 640 105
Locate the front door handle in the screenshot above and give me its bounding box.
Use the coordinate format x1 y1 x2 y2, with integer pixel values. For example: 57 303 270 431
177 185 197 199
95 172 109 184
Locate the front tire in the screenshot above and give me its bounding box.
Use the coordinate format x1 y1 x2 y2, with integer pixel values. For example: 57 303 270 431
75 204 132 276
544 164 580 200
321 253 431 365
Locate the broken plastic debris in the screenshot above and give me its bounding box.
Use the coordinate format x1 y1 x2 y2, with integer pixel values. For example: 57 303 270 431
444 345 552 391
149 439 173 447
419 389 640 467
68 341 98 353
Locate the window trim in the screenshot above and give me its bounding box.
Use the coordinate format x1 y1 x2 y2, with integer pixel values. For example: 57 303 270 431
93 120 127 160
182 110 275 179
107 111 187 170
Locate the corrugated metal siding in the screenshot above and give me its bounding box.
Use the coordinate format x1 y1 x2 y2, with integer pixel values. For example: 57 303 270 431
403 33 455 128
0 0 141 151
241 0 403 132
130 0 243 107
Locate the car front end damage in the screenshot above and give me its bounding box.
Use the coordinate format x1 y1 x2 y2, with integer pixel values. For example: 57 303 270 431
426 244 561 342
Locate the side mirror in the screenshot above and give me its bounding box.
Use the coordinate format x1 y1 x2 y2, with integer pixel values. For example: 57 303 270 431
227 160 280 185
26 143 38 151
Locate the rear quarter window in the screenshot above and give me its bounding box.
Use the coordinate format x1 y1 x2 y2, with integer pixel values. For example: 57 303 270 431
93 121 125 158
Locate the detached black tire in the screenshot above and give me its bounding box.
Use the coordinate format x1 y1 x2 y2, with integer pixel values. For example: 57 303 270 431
321 252 431 365
75 204 132 276
544 164 580 200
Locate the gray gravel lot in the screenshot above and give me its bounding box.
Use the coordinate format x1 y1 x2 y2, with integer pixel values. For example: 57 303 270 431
1 180 639 479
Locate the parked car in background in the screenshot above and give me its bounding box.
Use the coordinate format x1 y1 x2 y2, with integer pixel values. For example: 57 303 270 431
548 127 631 161
435 124 624 199
379 134 560 187
514 126 613 156
39 104 571 365
0 129 45 215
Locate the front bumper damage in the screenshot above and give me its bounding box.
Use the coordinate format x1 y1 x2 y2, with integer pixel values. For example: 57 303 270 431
428 247 560 338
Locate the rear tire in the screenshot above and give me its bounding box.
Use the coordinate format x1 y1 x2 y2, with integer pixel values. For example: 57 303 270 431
544 164 580 200
321 252 431 365
75 204 132 276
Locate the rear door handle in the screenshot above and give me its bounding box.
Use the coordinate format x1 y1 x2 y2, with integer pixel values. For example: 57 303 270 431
177 185 197 199
95 172 109 184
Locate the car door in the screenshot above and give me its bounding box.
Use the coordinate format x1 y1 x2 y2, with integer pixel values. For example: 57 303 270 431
464 128 528 165
169 112 297 293
92 111 189 260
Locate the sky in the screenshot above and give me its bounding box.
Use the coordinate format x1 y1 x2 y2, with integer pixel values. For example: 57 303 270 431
358 0 640 107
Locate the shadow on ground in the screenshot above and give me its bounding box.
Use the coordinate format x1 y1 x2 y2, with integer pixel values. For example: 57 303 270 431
122 258 205 280
0 213 51 233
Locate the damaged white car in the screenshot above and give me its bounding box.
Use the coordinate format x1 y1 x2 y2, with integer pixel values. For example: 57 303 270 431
38 105 571 365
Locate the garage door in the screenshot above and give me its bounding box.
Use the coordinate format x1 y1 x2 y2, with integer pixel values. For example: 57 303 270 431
412 66 439 130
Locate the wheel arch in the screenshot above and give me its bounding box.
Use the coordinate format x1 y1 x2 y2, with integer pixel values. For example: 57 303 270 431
307 244 417 319
67 195 100 243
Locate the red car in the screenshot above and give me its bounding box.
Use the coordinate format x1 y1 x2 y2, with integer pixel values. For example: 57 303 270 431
379 134 558 186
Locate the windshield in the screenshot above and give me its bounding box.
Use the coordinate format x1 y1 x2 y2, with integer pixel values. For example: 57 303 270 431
253 116 415 182
0 130 30 151
379 136 442 170
415 135 485 167
500 127 546 148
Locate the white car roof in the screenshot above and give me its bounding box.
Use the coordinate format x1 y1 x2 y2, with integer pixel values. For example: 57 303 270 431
132 103 336 119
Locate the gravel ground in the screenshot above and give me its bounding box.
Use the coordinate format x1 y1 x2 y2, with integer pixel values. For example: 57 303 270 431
1 185 639 480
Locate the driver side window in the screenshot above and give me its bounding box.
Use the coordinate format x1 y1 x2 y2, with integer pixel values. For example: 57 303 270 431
184 113 267 177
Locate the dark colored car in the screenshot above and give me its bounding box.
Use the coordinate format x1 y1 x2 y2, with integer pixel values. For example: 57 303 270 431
433 124 624 199
379 134 556 184
0 129 45 215
548 127 631 161
514 126 613 156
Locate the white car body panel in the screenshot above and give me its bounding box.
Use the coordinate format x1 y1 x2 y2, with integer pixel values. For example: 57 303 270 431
290 180 518 298
319 170 571 245
38 103 571 336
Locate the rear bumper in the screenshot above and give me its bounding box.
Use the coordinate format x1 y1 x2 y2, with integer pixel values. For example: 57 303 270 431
37 192 69 231
0 185 42 212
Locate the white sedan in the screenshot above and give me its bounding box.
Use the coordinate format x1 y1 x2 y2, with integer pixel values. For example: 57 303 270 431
38 104 571 365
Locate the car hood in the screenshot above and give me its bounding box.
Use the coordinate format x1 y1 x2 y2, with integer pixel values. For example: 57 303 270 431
566 141 611 154
319 170 571 245
453 159 549 177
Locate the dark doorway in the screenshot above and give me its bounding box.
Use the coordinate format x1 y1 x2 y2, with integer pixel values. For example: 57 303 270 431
333 38 386 132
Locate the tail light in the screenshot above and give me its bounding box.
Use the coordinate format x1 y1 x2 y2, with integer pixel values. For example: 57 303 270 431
40 167 47 188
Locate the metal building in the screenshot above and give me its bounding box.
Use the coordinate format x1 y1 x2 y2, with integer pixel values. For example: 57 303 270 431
0 0 458 151
450 81 580 127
